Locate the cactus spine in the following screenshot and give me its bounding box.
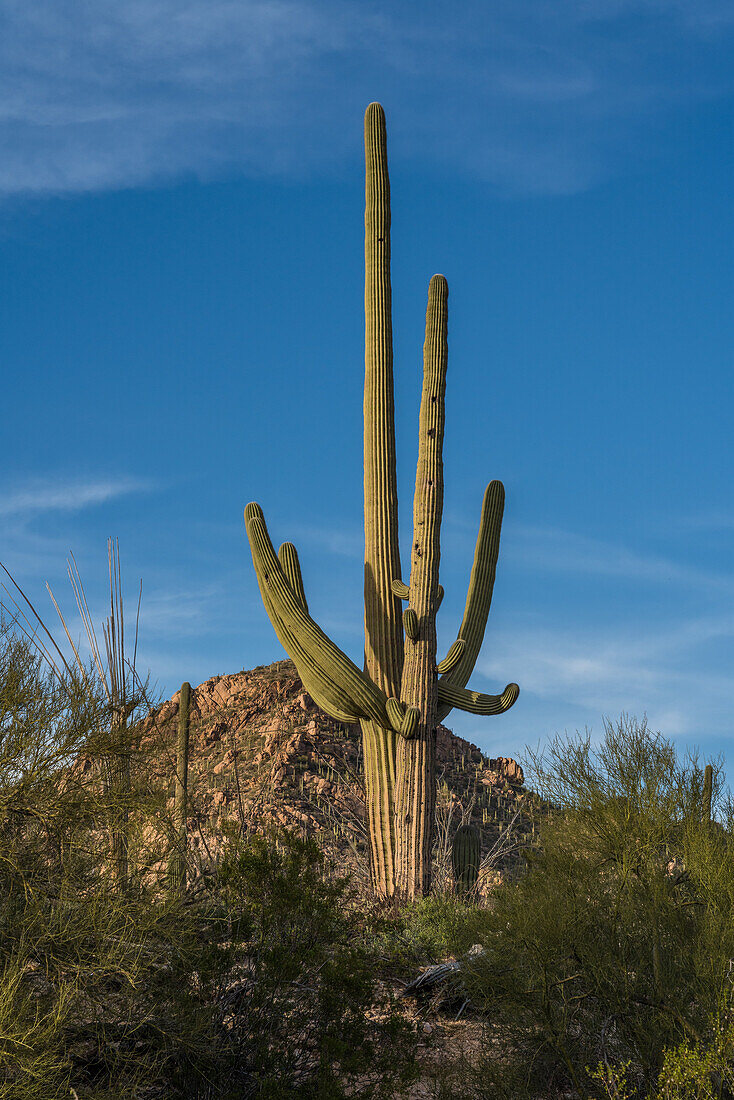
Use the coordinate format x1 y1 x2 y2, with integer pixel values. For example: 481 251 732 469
168 681 191 895
244 103 518 899
452 824 481 897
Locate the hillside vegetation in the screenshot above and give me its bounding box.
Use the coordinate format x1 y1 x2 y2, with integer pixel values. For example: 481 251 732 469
1 624 733 1099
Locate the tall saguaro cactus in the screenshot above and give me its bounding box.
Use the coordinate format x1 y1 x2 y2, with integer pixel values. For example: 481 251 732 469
244 103 518 898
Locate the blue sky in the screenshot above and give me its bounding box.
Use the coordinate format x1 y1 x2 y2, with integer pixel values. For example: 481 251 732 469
2 1 734 778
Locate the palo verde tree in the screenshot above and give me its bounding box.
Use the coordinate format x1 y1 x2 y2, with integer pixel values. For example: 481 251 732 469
245 103 518 898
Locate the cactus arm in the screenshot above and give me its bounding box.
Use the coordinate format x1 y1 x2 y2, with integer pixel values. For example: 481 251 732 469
436 479 507 723
385 696 421 738
278 542 308 613
385 697 404 732
400 706 420 739
246 511 357 721
245 504 391 726
403 608 419 639
364 101 404 695
252 555 361 724
391 579 410 599
435 584 444 612
437 680 519 715
436 638 465 674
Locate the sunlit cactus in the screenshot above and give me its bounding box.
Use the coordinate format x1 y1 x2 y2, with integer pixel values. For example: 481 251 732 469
244 103 518 898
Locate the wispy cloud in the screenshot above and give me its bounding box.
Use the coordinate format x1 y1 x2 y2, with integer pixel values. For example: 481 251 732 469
504 522 734 594
0 474 155 586
2 1 734 197
0 475 151 517
479 612 734 739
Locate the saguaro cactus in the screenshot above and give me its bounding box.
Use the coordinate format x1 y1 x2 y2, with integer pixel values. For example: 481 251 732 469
452 824 481 897
702 762 713 825
168 681 191 895
244 103 518 898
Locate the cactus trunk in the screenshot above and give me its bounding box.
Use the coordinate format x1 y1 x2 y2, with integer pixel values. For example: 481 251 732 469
169 681 191 896
362 102 404 896
394 275 448 898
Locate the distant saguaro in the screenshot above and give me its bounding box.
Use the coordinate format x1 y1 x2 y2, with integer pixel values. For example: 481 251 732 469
168 681 191 896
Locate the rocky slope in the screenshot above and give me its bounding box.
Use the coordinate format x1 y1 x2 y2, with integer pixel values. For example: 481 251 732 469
139 658 528 888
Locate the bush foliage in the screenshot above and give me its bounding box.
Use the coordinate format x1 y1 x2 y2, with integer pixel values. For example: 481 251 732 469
461 716 734 1099
5 612 734 1100
0 624 417 1099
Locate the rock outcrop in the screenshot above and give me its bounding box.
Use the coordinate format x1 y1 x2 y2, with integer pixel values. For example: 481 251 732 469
138 659 528 886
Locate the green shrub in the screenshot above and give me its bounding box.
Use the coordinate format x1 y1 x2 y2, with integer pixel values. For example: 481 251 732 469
0 625 418 1098
193 827 417 1099
374 894 487 972
459 716 734 1100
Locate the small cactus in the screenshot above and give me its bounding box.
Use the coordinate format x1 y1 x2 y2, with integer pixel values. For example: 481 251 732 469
702 762 713 825
452 824 481 897
168 681 191 895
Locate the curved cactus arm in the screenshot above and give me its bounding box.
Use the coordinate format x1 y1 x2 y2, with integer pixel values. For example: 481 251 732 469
385 696 421 738
391 579 410 600
403 608 419 640
278 542 308 613
250 533 360 723
276 622 365 725
436 480 506 723
437 680 519 716
400 706 420 738
245 504 391 727
436 638 465 674
385 696 405 732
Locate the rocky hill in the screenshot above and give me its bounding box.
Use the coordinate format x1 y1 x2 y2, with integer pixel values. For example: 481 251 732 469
140 658 529 889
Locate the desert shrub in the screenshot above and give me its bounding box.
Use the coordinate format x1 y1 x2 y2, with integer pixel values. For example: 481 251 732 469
192 827 417 1099
460 716 734 1100
590 997 734 1099
0 623 418 1097
0 623 177 1097
369 894 487 974
653 1002 734 1100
